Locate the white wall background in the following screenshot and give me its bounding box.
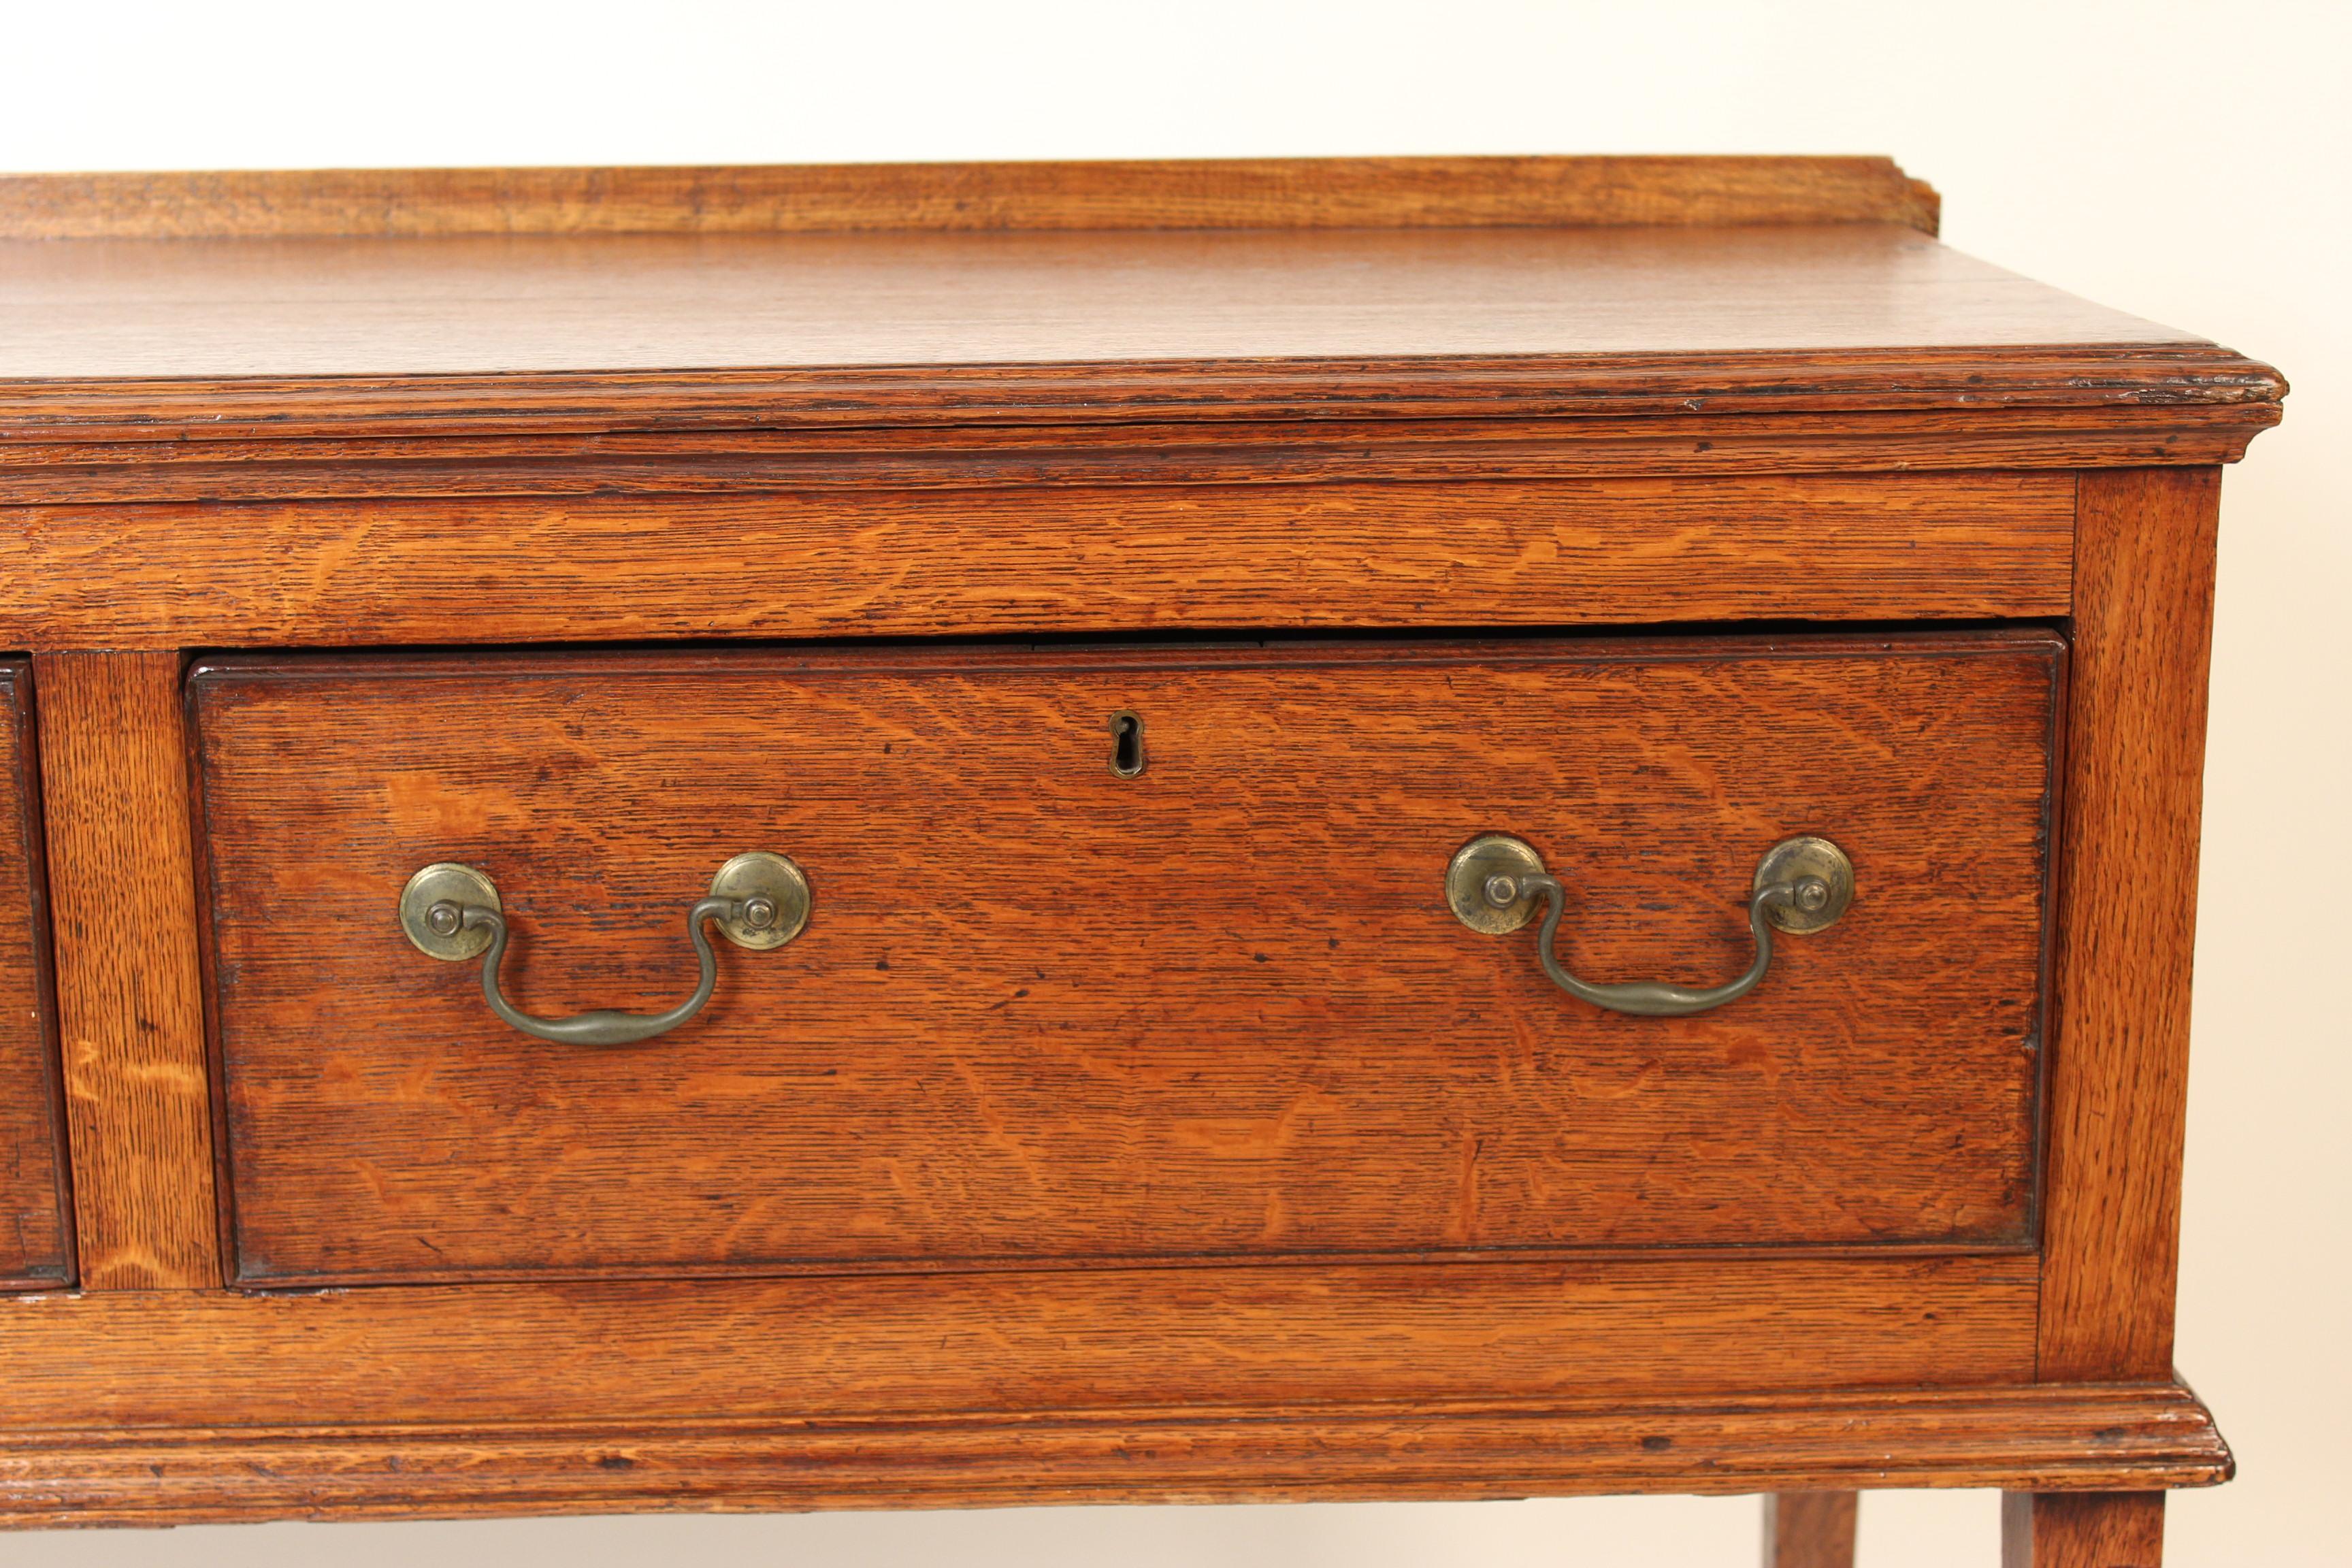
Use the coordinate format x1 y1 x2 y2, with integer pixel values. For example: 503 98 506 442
1 1 2343 1563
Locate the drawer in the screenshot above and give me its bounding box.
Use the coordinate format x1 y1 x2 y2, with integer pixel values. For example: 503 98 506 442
191 633 2061 1288
0 661 71 1288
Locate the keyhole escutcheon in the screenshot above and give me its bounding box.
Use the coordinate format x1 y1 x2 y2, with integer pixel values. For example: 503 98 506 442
1108 710 1146 778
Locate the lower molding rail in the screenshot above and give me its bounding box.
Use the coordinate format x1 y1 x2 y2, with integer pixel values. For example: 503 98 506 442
0 1381 2229 1529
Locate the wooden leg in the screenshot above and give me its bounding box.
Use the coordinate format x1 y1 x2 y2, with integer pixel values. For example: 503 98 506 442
1763 1490 1857 1568
2002 1492 2164 1567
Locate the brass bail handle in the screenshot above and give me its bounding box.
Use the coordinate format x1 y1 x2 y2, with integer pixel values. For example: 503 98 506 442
1446 834 1853 1017
398 851 811 1046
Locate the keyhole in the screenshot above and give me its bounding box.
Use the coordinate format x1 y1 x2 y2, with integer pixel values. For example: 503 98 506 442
1107 710 1146 778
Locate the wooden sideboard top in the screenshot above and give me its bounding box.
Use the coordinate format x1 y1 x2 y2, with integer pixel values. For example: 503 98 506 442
0 157 2283 493
0 223 2209 384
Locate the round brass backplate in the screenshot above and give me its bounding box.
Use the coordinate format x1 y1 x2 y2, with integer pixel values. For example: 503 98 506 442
708 851 811 950
1446 834 1550 935
1754 835 1856 934
399 862 501 961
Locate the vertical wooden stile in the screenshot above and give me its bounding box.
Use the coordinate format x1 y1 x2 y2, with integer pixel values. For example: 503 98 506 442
33 650 218 1289
2040 467 2223 1378
2012 466 2224 1561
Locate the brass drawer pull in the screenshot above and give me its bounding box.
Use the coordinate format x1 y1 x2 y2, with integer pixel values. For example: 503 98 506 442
397 851 810 1045
1446 834 1852 1017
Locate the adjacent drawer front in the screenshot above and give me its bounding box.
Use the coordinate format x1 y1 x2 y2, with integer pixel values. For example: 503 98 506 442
193 634 2059 1288
0 662 71 1288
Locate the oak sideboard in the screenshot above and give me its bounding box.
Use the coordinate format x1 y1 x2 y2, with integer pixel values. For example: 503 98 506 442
0 157 2284 1566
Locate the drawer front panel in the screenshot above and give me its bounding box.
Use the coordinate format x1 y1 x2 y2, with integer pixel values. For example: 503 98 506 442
0 662 71 1288
192 634 2059 1286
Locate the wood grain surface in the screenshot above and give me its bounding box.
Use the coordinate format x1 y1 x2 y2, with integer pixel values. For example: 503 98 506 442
0 224 2186 387
4 473 2074 650
0 354 2280 512
2004 1492 2166 1567
0 1382 2230 1529
191 634 2061 1286
31 651 218 1289
1766 1491 1860 1568
0 219 2281 486
2039 470 2221 1382
0 402 2278 508
0 150 2282 1544
0 1253 2036 1431
0 157 1944 242
0 664 71 1287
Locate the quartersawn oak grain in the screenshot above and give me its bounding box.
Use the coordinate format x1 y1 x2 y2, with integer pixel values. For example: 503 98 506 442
0 663 71 1288
0 152 2281 1547
0 1254 2036 1430
2038 470 2221 1382
0 1382 2229 1530
0 157 1946 241
191 633 2060 1286
2000 470 2223 1563
3 473 2074 651
32 652 217 1290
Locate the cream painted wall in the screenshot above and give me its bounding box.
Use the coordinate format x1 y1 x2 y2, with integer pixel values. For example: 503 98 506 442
1 2 2342 1562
